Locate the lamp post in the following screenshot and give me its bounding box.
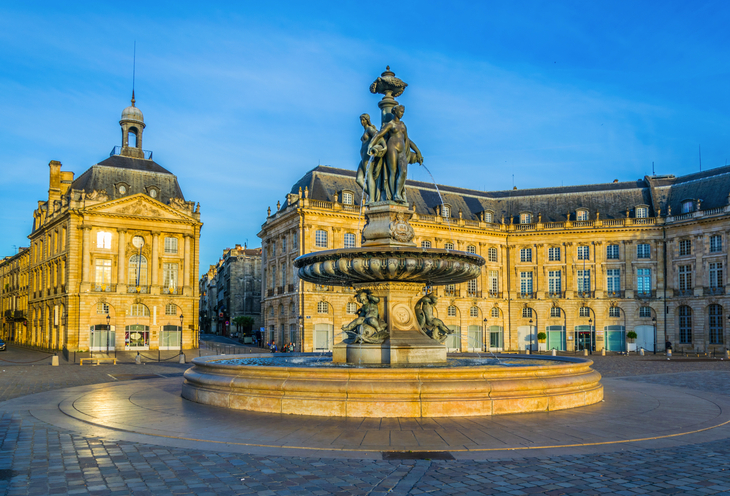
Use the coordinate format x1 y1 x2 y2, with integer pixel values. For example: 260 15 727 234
106 314 111 355
588 317 593 355
298 315 304 352
179 313 184 353
652 316 657 355
528 317 534 353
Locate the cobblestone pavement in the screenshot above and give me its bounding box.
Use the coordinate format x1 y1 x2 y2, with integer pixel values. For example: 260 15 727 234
1 346 730 495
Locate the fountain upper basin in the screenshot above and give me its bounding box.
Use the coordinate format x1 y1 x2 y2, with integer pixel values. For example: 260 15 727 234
294 246 484 286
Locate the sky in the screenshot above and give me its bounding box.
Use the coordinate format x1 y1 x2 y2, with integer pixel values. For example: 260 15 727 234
2 1 730 268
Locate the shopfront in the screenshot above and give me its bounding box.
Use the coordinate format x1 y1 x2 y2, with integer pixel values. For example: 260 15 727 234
125 324 149 350
574 325 595 352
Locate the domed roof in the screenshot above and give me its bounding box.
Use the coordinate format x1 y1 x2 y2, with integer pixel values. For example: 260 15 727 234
120 91 144 124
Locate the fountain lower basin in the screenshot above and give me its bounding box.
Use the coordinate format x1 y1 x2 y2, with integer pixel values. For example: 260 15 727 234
182 354 603 417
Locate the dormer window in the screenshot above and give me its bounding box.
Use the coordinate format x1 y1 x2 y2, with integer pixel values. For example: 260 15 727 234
636 205 649 218
441 205 451 218
342 191 354 205
483 210 494 223
520 212 533 224
116 182 129 196
681 200 694 214
147 186 160 199
576 209 589 221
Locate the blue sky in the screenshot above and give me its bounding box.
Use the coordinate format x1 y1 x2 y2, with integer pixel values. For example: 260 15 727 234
2 1 730 268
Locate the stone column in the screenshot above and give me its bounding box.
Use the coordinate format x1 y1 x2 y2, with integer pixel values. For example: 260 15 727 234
564 242 573 297
594 241 604 298
81 226 91 285
623 240 634 296
694 234 704 297
184 235 191 292
117 229 126 290
151 232 159 290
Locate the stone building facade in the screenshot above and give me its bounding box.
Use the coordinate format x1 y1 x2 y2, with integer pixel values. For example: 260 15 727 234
0 247 30 342
259 165 730 354
0 95 202 352
198 245 262 338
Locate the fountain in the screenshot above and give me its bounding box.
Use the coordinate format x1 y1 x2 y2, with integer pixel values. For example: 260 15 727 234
182 68 603 417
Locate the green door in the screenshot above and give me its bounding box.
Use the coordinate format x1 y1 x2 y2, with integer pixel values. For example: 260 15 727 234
489 326 503 349
546 326 565 351
605 326 625 352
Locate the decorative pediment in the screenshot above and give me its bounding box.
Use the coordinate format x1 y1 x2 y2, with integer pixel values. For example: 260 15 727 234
83 194 196 223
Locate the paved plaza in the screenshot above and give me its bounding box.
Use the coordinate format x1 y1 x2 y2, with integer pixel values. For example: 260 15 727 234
1 345 730 495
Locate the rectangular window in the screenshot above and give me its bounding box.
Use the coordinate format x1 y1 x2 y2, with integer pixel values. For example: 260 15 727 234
548 270 561 294
488 247 497 262
710 235 722 253
637 244 650 259
489 270 499 292
94 259 112 286
96 231 112 249
520 271 533 295
467 279 478 295
639 306 651 318
579 307 590 317
421 240 432 248
577 270 591 294
548 247 560 261
165 303 177 315
520 213 532 224
710 305 723 344
637 268 651 294
606 269 621 294
678 265 692 291
520 248 532 263
444 242 454 250
343 233 356 249
679 306 692 344
282 237 287 253
609 307 621 318
315 230 328 248
606 244 619 260
577 246 590 260
281 265 287 286
576 210 588 221
710 262 723 288
164 237 178 254
636 207 648 218
162 263 178 291
679 239 692 256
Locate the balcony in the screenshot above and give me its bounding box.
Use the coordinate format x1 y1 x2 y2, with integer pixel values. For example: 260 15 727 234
704 287 725 296
674 289 693 297
547 291 565 299
605 290 624 299
466 290 482 298
635 290 656 299
127 285 150 294
110 145 153 160
163 287 180 295
576 291 595 298
487 291 502 299
519 292 536 299
93 284 117 293
443 288 460 297
315 285 334 292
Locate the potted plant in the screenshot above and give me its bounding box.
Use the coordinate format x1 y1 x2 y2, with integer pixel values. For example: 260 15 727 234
537 331 547 352
626 330 638 352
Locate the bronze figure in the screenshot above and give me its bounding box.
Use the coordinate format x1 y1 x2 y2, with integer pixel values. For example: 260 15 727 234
341 289 389 344
414 294 453 343
356 114 387 202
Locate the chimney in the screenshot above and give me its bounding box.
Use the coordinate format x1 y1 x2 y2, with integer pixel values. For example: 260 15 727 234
60 170 75 195
48 161 62 203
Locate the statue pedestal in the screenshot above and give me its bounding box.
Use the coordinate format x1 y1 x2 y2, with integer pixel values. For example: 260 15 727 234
362 202 415 247
333 281 447 365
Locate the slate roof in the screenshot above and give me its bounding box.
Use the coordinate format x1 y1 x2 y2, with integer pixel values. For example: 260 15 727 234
285 165 730 222
71 155 184 204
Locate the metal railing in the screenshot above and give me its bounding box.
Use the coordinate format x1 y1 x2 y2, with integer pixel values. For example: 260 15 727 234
127 285 150 294
487 291 502 298
576 291 595 298
635 290 656 299
518 292 536 299
605 290 624 298
704 287 725 296
466 290 482 298
110 145 153 160
443 288 461 297
674 289 694 297
93 284 117 293
548 291 565 299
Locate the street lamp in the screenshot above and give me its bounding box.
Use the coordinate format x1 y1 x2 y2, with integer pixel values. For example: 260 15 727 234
529 318 534 353
483 317 488 352
106 314 111 355
588 317 593 355
652 316 657 355
179 313 184 353
298 315 304 352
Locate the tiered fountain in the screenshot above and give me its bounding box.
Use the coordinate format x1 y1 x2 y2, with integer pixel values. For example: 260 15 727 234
182 68 603 417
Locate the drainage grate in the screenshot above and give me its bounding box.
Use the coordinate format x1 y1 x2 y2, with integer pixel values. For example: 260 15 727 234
382 451 454 460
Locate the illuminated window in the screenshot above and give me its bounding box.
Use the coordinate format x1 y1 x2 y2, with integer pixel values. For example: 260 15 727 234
576 210 588 221
488 247 497 262
96 232 112 249
520 213 532 224
130 304 150 317
421 240 432 248
164 237 178 254
469 306 479 318
444 242 454 250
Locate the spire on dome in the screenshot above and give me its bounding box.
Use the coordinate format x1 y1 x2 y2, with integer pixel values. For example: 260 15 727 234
131 90 136 107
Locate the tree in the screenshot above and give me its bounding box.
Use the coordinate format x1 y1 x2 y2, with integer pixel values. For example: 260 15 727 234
232 316 255 334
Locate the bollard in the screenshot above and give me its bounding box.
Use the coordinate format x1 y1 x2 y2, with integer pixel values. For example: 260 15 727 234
583 349 588 356
525 349 530 355
601 348 606 356
667 349 672 358
135 352 141 364
178 353 186 364
52 355 59 366
726 349 729 359
640 348 645 356
551 349 556 356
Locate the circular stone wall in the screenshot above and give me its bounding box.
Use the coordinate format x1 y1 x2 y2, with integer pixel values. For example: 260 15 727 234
182 355 603 418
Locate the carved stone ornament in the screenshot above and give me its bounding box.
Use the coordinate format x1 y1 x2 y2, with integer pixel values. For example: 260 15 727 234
389 212 415 243
118 201 163 218
169 197 194 211
369 66 408 98
86 189 109 202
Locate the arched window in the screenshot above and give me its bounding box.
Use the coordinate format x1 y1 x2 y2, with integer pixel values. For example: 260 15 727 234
469 306 479 318
639 306 652 318
447 305 457 317
679 306 692 343
636 206 649 218
421 240 431 248
550 307 561 318
522 307 532 318
491 307 499 318
344 233 356 249
128 128 138 147
96 231 112 249
709 304 723 344
444 242 454 250
165 304 177 315
346 302 357 314
342 191 354 205
317 301 329 314
579 307 590 318
128 255 148 286
467 245 476 254
130 304 150 317
484 211 494 223
609 307 621 318
576 209 589 221
520 212 533 224
442 205 451 218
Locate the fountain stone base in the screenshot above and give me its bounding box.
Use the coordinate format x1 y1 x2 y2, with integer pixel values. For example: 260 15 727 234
334 281 447 365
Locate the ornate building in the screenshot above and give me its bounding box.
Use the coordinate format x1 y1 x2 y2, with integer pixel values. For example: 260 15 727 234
0 247 30 342
259 165 730 354
1 94 202 352
198 244 262 338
